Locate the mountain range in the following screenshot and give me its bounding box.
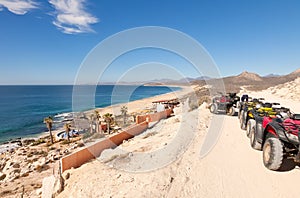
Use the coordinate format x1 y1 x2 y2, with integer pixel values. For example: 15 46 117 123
100 69 300 93
143 68 300 92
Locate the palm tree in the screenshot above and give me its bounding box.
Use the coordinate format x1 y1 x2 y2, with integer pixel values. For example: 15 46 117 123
94 110 102 134
64 123 71 142
103 113 113 134
120 106 128 126
43 116 54 144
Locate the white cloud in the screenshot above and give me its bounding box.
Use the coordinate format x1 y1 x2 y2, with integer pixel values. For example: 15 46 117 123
0 0 38 15
48 0 99 34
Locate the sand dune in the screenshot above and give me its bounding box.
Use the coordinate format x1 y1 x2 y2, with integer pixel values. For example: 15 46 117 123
267 77 300 101
241 77 300 112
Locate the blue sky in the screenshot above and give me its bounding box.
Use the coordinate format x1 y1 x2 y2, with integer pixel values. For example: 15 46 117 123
0 0 299 84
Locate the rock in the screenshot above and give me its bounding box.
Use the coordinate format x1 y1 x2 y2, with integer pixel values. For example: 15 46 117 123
36 188 42 196
63 149 70 154
12 168 21 173
20 167 30 177
53 155 60 161
22 139 35 146
32 157 39 162
0 172 6 180
7 171 19 182
34 163 49 172
64 172 70 180
21 172 29 177
53 175 64 196
35 164 43 172
46 158 54 164
12 163 20 168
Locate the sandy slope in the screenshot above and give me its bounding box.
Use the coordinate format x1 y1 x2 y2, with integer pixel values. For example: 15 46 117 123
241 77 300 112
58 81 300 198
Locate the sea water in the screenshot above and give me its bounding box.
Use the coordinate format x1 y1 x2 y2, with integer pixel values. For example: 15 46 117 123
0 85 179 143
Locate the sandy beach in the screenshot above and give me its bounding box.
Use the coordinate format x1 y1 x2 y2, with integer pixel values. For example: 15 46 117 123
0 85 193 197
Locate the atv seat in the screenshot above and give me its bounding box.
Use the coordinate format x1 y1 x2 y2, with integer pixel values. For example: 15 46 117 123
292 114 300 120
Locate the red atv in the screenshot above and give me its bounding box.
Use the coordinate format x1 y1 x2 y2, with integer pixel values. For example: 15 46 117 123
209 93 240 116
250 110 300 171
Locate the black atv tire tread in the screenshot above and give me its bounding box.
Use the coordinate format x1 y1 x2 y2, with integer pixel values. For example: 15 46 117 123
262 137 283 171
250 126 262 150
246 119 255 138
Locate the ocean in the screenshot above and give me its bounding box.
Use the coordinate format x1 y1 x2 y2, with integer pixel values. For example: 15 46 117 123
0 85 180 144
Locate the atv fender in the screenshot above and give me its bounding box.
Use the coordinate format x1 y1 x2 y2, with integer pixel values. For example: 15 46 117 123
255 122 264 144
262 124 278 146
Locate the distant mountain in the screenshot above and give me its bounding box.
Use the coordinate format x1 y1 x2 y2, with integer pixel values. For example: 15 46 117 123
138 76 212 85
264 73 281 78
97 69 300 91
236 71 263 81
191 68 300 93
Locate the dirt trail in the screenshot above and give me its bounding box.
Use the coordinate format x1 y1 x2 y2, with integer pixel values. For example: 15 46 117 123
59 109 300 198
175 115 300 197
58 87 300 197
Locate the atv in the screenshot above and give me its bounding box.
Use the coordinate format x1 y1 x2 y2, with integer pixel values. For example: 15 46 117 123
248 105 287 149
239 98 266 131
249 108 300 171
209 93 240 116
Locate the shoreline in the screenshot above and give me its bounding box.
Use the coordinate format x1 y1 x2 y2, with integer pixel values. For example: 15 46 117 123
0 84 194 197
0 85 191 153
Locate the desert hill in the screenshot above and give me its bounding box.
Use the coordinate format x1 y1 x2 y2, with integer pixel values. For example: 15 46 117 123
191 68 300 93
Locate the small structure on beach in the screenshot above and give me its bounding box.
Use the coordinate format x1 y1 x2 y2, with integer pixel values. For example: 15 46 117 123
152 98 180 112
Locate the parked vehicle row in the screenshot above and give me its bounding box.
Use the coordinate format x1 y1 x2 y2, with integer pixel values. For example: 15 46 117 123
209 92 240 116
210 93 300 171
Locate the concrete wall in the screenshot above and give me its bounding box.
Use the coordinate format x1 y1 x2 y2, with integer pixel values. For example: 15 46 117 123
136 109 173 124
109 122 148 146
60 139 114 172
60 109 171 173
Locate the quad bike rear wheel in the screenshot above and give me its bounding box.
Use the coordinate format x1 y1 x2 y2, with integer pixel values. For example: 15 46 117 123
263 137 283 171
250 125 262 150
240 110 246 130
246 119 256 137
210 103 218 114
239 110 244 124
226 106 235 116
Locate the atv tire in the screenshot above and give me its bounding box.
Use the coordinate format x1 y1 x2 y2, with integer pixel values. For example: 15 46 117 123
250 126 262 150
227 106 235 116
246 119 256 138
237 110 241 119
240 110 246 130
263 137 283 171
239 110 243 124
210 103 218 114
